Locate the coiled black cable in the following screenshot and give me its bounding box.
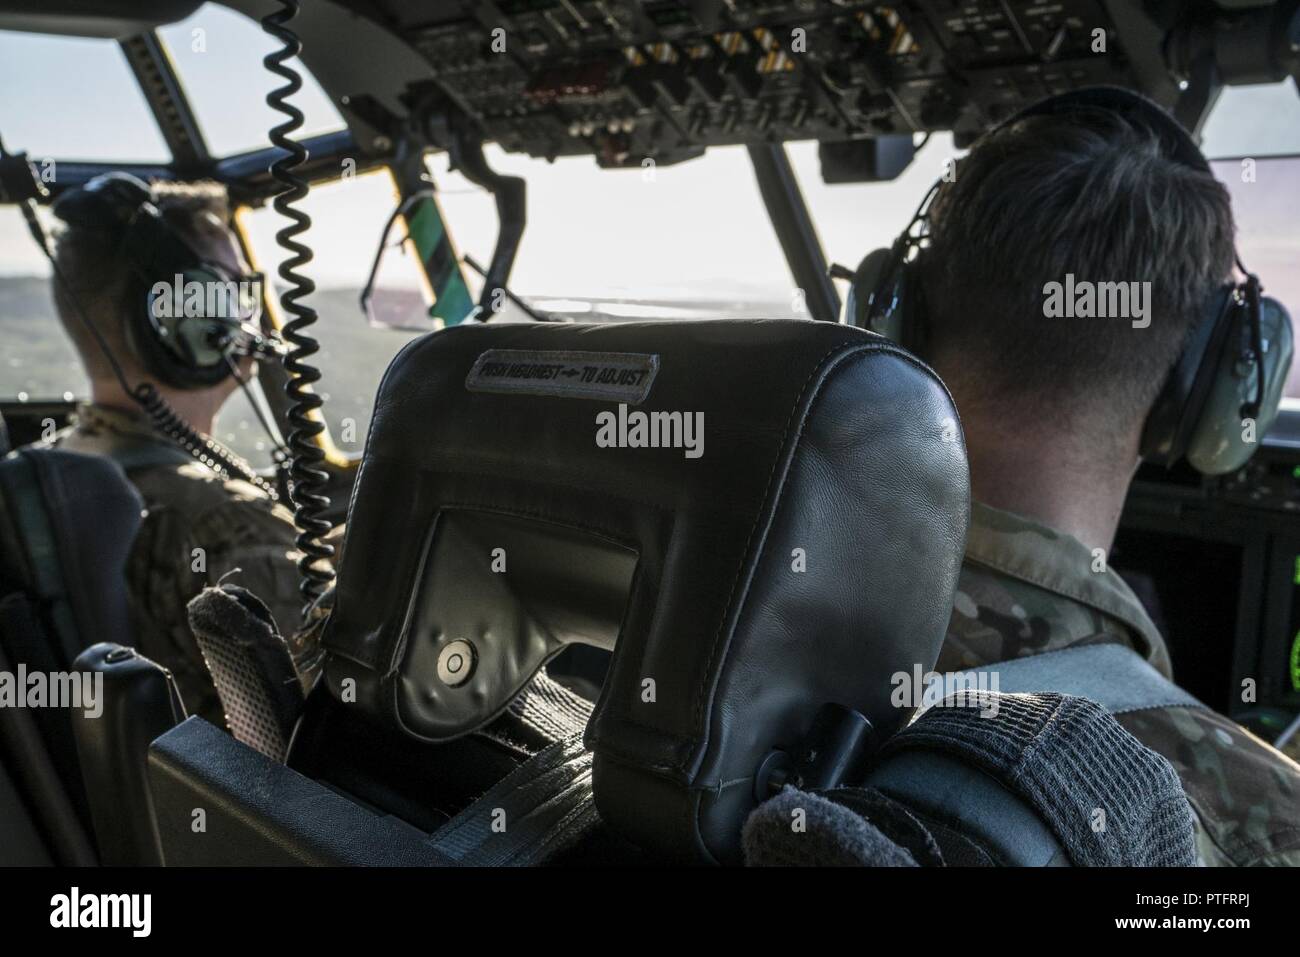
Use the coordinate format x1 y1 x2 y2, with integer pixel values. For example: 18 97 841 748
133 382 280 499
262 0 334 615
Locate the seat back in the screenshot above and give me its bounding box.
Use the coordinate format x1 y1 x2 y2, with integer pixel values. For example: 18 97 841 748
0 446 144 864
140 319 970 866
72 642 184 865
0 446 143 660
321 319 970 862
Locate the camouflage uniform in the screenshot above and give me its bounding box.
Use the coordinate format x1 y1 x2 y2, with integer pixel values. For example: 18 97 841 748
53 403 311 725
941 501 1300 866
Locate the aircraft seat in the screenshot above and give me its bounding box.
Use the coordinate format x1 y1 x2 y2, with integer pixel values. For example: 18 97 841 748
326 318 972 862
0 445 144 864
146 318 971 864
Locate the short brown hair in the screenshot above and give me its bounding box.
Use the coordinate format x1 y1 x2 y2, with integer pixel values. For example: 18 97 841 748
921 108 1236 441
51 179 231 383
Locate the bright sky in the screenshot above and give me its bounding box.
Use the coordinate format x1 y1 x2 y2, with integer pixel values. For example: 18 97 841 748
1 1 1298 304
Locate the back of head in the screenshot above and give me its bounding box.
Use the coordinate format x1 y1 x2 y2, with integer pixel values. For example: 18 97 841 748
921 106 1236 455
51 178 231 388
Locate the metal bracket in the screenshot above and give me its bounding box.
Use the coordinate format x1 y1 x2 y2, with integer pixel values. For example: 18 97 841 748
119 31 211 173
445 124 527 318
747 143 840 323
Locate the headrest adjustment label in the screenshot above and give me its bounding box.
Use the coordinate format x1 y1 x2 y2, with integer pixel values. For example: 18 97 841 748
466 349 659 403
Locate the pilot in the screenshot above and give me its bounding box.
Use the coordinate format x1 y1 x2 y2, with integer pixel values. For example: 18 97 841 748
46 176 318 724
902 94 1300 865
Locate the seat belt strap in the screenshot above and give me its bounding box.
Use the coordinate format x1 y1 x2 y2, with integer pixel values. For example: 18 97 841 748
956 642 1204 715
875 688 1199 866
795 644 1205 867
506 670 593 743
427 732 598 866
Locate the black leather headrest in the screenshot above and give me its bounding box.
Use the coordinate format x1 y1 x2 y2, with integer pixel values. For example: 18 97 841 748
322 319 969 862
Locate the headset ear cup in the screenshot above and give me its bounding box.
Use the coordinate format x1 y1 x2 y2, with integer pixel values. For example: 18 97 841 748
126 221 235 391
863 248 912 343
1140 287 1235 466
129 322 233 391
843 248 893 331
867 256 926 355
1184 296 1294 475
128 275 234 391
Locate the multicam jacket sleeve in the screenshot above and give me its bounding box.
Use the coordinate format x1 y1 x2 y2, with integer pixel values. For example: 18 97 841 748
940 502 1300 866
125 464 311 726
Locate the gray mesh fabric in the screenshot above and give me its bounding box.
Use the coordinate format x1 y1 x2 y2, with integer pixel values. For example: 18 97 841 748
742 786 921 867
186 585 304 761
885 691 1197 867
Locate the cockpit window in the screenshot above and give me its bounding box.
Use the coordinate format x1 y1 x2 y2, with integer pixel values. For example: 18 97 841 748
793 133 957 288
239 169 426 458
0 206 86 403
1199 80 1300 402
1212 154 1300 399
1202 78 1300 160
0 30 170 163
155 3 346 158
429 145 801 320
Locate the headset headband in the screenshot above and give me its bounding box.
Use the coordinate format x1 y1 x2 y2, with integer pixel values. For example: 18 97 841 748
854 85 1291 476
994 86 1212 174
876 86 1214 300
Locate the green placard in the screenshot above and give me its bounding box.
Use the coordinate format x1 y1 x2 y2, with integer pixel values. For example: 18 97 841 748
404 194 475 327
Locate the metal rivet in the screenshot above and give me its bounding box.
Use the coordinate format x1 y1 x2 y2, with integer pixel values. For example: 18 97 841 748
436 639 476 687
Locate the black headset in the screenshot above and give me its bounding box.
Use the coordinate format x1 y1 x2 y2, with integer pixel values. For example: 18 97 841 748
51 172 273 391
844 87 1294 477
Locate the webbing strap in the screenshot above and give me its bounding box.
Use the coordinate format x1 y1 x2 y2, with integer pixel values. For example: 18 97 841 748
507 670 593 743
881 691 1198 866
426 732 598 866
957 642 1204 715
808 645 1207 868
847 643 1205 867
